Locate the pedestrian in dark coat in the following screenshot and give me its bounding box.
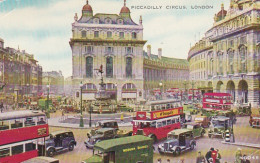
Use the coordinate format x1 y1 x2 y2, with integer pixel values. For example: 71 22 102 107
205 148 212 163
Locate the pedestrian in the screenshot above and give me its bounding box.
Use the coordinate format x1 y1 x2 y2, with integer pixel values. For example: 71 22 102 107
0 102 3 113
235 148 242 163
205 148 212 163
196 151 206 163
167 159 171 163
216 149 221 163
157 158 162 163
211 148 217 163
62 109 64 116
120 113 124 123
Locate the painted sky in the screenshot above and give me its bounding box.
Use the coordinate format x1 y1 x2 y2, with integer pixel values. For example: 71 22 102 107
0 0 230 77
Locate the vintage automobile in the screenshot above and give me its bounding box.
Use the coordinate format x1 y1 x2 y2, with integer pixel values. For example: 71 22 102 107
88 120 119 136
208 116 232 139
194 115 211 128
117 103 134 112
183 122 206 138
201 109 218 119
158 129 196 156
180 113 192 123
218 110 237 124
45 131 77 157
183 104 199 115
249 115 260 128
85 128 132 149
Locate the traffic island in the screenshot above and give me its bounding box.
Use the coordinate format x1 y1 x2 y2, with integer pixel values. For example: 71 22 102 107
221 141 260 149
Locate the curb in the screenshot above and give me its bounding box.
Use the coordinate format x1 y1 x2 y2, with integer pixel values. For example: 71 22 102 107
221 141 260 149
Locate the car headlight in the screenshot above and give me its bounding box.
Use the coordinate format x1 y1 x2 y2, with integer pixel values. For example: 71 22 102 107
170 145 173 148
93 139 96 142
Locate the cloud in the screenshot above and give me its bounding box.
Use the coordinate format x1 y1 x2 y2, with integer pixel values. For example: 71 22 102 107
0 0 230 77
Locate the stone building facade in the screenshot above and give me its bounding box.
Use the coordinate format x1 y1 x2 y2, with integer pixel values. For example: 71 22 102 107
70 1 189 101
0 37 42 103
188 0 260 107
42 71 64 96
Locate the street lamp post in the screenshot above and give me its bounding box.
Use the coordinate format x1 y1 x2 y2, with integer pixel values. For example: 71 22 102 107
89 104 92 128
46 84 50 118
159 82 163 100
26 83 29 109
183 80 188 102
79 82 84 127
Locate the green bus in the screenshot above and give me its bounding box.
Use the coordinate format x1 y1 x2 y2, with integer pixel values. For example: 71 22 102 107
82 135 153 163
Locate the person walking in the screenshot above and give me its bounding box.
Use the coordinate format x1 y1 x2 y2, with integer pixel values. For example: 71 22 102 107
167 159 171 163
205 148 212 163
197 151 206 163
216 149 221 163
235 148 242 163
211 148 217 163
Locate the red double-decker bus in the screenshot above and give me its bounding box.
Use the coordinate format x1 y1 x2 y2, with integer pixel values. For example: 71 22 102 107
203 93 233 111
133 101 183 142
0 110 49 163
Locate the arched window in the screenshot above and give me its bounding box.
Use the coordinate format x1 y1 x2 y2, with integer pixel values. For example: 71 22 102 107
106 57 113 78
239 46 247 73
86 57 93 78
126 57 132 78
228 50 234 74
217 52 223 74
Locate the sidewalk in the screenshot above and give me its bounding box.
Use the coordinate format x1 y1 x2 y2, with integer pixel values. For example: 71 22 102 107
221 141 260 149
48 116 132 129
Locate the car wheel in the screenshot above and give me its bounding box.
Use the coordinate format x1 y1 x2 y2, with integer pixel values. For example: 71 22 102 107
68 143 74 151
128 132 133 136
208 134 212 138
222 133 225 139
175 148 181 156
47 148 55 157
190 143 195 150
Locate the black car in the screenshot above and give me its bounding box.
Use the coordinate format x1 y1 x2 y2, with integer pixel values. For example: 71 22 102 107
45 131 77 157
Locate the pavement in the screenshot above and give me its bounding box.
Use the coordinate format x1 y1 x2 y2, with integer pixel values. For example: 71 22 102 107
222 141 260 149
48 115 132 129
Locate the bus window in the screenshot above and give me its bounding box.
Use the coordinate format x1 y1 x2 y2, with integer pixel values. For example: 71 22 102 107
150 121 156 128
151 105 155 111
162 120 166 126
25 142 36 152
172 119 176 124
37 116 46 125
157 122 162 128
161 104 166 110
24 117 36 127
166 104 170 109
11 119 23 129
176 118 180 123
167 119 172 125
0 120 9 131
11 144 23 155
170 103 174 108
0 148 10 158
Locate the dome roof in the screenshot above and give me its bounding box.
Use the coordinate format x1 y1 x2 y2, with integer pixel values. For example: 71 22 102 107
120 0 130 13
216 9 227 17
82 0 92 12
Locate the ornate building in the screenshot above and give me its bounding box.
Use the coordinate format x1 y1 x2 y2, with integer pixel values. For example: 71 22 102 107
70 1 189 101
0 37 42 103
188 0 260 107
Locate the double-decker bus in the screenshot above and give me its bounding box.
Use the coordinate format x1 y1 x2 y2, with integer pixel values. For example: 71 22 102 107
0 110 49 162
203 93 233 111
133 100 183 142
142 99 181 112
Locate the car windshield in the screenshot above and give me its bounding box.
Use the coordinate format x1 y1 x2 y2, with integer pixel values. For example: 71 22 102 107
95 131 104 135
195 117 204 121
185 125 194 130
167 134 178 139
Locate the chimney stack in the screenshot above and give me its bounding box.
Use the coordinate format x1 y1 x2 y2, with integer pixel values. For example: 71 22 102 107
147 45 151 57
158 48 162 59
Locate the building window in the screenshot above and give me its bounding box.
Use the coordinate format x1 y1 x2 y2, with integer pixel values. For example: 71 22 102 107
106 47 114 54
86 57 93 78
228 50 234 74
81 31 86 38
239 46 247 73
132 32 137 39
217 52 223 74
119 32 124 39
126 47 133 54
126 57 132 78
107 31 112 38
94 31 99 38
85 46 93 53
106 57 113 78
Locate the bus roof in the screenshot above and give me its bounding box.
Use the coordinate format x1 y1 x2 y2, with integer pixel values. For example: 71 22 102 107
168 129 191 135
204 93 231 96
94 135 152 152
0 110 46 121
21 156 59 163
50 130 72 136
